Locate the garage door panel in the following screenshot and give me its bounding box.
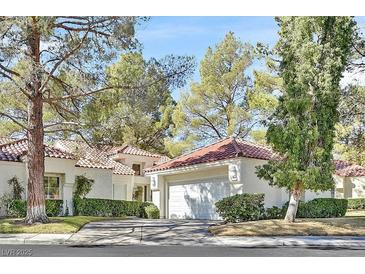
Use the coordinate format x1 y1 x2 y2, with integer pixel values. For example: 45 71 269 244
168 177 237 220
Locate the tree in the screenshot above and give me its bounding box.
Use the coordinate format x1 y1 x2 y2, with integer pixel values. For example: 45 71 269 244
168 32 277 155
335 86 365 165
8 176 25 200
81 52 194 153
256 17 355 222
0 16 144 223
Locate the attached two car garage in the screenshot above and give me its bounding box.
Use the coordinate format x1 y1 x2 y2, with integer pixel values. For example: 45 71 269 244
168 177 243 220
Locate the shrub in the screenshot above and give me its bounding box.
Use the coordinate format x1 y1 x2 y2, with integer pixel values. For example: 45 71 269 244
282 198 348 218
8 176 24 200
74 175 94 199
347 198 365 210
73 198 154 218
215 193 265 223
265 206 284 219
6 199 63 217
140 202 160 219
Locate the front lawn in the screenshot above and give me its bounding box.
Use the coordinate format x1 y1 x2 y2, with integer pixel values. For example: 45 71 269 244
209 217 365 236
0 216 124 234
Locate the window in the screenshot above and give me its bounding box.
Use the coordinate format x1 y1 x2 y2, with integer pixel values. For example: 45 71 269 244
44 176 61 199
132 164 141 176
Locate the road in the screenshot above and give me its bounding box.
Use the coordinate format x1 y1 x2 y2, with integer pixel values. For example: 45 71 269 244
1 244 365 257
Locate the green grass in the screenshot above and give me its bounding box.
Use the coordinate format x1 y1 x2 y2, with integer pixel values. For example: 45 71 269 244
0 216 124 234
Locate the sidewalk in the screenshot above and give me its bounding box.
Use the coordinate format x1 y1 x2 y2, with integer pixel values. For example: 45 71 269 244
0 233 72 245
1 233 365 247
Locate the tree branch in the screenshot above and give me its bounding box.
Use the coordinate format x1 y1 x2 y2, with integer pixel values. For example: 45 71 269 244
0 111 28 130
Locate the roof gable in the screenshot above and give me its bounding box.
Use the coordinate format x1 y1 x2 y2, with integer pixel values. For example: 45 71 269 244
145 137 273 173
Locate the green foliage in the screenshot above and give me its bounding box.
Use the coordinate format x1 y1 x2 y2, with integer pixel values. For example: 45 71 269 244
82 52 194 154
73 198 156 218
335 86 365 165
6 200 63 218
264 206 284 219
169 32 277 155
282 198 348 218
7 176 24 200
140 202 160 219
215 194 265 223
257 17 356 194
74 175 94 199
347 198 365 209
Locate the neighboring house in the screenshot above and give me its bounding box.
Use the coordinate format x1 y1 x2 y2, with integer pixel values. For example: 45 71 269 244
0 138 167 215
333 160 365 199
145 137 364 220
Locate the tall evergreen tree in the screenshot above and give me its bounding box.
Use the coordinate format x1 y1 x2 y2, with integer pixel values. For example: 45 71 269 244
256 17 355 222
0 17 189 223
167 32 277 156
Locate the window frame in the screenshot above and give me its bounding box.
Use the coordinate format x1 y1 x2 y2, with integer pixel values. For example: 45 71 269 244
44 175 62 200
132 163 142 176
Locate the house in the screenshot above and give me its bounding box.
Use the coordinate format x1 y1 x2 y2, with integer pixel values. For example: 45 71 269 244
0 137 167 215
333 160 365 199
145 137 362 220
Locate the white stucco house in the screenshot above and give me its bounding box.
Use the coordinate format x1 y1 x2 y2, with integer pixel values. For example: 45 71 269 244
145 137 365 220
0 137 167 215
1 136 365 220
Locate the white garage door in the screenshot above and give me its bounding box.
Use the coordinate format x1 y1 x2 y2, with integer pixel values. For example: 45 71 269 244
168 177 240 220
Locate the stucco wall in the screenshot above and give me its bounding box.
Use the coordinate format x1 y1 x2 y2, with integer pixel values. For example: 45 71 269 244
112 174 134 200
239 158 287 208
75 167 113 200
114 154 159 175
0 161 27 216
334 174 365 198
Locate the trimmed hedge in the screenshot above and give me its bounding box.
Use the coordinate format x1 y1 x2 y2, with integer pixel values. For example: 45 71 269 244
73 198 160 218
265 206 283 219
215 193 265 223
282 198 348 218
141 203 160 219
347 198 365 210
7 199 63 218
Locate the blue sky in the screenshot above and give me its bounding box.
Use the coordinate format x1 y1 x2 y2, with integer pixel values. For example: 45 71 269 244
136 16 365 99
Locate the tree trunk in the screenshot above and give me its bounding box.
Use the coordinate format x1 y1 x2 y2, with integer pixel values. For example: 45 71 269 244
284 184 302 223
25 94 48 224
25 17 48 224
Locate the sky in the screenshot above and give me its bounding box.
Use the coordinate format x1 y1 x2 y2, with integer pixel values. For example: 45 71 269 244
136 16 365 99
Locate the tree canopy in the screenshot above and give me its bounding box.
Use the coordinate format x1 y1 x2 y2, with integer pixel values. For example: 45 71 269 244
81 52 194 153
166 32 278 156
256 16 355 222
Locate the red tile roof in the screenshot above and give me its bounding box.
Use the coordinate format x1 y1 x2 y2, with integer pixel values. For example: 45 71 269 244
146 138 365 177
55 140 134 175
106 144 162 158
145 137 273 173
0 139 76 162
334 160 365 177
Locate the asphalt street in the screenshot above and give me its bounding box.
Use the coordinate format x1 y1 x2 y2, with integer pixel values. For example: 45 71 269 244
1 244 365 257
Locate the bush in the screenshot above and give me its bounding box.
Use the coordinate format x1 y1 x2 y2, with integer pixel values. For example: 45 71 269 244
347 198 365 210
74 175 94 199
265 206 284 219
73 198 158 218
282 198 348 218
6 199 63 218
140 202 160 219
215 193 265 223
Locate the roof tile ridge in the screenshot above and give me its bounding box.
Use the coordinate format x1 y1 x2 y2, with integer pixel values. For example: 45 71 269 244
0 138 27 149
235 138 272 151
146 137 232 170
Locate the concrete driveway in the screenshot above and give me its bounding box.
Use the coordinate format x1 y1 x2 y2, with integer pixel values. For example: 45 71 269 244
67 218 218 246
